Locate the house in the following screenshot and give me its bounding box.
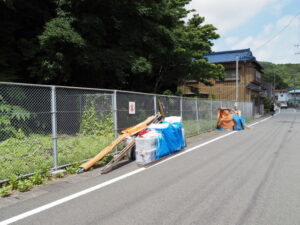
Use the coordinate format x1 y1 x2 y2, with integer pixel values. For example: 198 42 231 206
288 89 300 104
274 89 289 102
261 81 274 99
182 49 266 115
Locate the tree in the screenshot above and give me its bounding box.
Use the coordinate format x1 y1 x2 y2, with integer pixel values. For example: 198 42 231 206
1 0 224 94
260 62 299 89
0 0 56 82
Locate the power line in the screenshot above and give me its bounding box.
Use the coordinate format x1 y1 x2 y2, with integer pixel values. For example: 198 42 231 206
254 11 300 51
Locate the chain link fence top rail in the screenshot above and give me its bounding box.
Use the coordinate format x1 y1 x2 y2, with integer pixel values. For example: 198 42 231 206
0 82 254 181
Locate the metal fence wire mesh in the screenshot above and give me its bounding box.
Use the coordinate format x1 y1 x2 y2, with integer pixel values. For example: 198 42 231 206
55 88 114 167
117 92 155 131
0 84 52 180
0 82 254 181
182 97 198 137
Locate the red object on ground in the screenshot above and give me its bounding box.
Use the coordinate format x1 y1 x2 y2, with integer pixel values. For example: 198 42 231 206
138 129 151 136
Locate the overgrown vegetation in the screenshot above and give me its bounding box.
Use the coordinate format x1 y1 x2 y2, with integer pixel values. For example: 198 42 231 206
0 0 224 94
79 96 113 136
0 95 31 141
0 93 114 181
0 185 11 197
0 153 114 197
17 180 33 192
0 134 113 180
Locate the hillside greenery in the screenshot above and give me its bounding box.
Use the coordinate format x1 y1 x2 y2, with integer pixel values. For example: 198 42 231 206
260 62 300 89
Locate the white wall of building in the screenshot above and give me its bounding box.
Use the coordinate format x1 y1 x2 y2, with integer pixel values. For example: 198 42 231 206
275 92 289 102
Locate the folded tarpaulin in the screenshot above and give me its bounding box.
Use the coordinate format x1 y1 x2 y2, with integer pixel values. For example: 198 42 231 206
217 108 247 131
153 121 185 160
217 109 235 131
232 114 246 130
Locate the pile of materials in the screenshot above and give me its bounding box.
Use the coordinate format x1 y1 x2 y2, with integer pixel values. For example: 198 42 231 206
135 116 185 165
217 108 247 131
77 100 185 174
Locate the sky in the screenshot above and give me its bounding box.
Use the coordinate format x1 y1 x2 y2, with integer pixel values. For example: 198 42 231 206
186 0 300 64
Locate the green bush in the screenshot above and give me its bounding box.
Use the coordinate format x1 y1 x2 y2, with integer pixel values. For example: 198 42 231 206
9 175 19 190
29 173 43 185
0 95 31 141
55 173 65 178
66 166 77 174
0 185 12 197
102 155 113 163
79 95 114 137
17 180 33 192
38 165 52 180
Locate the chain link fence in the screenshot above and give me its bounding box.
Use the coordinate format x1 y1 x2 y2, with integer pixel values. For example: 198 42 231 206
0 82 253 181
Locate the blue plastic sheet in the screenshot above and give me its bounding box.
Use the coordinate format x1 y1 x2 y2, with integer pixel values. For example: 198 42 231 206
232 114 246 130
154 122 185 160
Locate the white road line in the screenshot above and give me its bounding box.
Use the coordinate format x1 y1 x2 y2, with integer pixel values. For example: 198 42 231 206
150 131 237 168
248 122 259 127
248 116 271 127
0 117 270 225
0 169 146 225
259 117 272 123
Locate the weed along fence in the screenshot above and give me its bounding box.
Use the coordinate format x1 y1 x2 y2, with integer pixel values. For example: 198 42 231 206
0 82 254 182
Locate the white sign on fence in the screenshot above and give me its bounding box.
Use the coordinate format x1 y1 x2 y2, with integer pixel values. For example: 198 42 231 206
129 101 136 114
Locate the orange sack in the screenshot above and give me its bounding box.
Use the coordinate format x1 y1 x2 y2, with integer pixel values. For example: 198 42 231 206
217 108 235 131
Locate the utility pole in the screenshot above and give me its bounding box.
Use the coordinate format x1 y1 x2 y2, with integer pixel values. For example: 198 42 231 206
273 73 276 102
235 56 239 109
295 44 300 55
293 74 297 108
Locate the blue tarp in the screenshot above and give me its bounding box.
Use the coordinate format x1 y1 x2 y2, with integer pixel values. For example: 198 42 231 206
154 122 185 160
232 114 246 130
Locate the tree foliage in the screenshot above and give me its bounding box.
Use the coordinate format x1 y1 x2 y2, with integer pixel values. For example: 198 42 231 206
260 62 300 89
0 0 224 93
0 95 31 140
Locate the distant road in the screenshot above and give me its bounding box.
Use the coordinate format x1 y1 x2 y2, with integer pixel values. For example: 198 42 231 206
1 110 300 225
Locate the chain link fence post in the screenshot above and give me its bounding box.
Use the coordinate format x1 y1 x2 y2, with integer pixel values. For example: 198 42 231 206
112 90 118 153
51 86 58 170
154 95 157 115
195 98 200 134
210 99 213 130
180 96 183 118
79 94 82 120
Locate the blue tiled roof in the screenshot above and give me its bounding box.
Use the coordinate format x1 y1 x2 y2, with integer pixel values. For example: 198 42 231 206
205 48 257 64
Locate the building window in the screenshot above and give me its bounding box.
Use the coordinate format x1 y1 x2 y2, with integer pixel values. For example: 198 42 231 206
225 69 237 80
255 70 262 82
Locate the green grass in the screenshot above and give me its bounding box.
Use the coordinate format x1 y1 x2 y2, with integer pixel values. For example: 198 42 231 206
183 119 216 137
0 134 114 180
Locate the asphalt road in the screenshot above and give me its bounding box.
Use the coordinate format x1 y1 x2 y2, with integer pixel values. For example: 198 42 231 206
1 110 300 225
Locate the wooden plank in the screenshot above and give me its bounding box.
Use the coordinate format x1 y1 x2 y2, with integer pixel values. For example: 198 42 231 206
100 113 163 174
100 140 135 174
79 133 129 171
78 115 158 172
